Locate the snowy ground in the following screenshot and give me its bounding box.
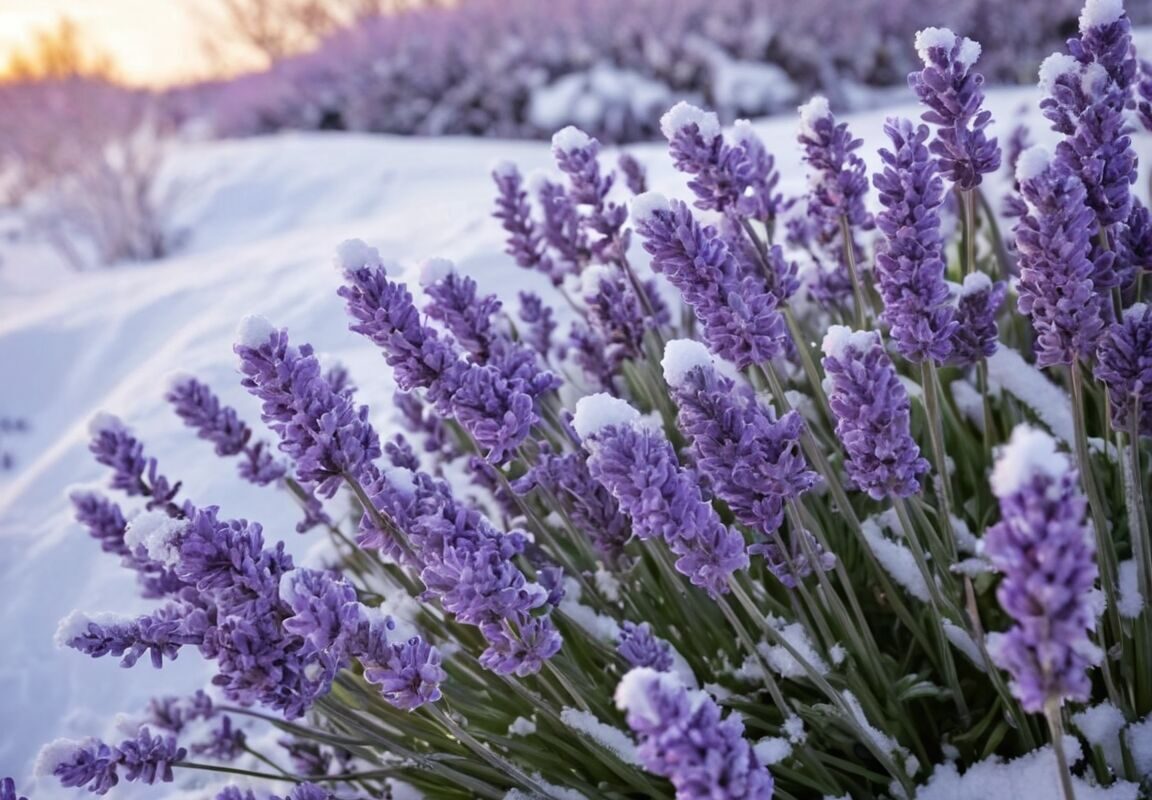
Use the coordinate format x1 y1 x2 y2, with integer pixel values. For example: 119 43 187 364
0 83 1148 798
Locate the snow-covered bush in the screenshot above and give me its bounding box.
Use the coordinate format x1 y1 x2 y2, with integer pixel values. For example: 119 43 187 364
0 78 184 270
187 0 1144 143
19 2 1152 799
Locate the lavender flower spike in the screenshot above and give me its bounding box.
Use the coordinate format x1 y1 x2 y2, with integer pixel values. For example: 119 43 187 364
821 327 929 499
37 728 186 795
909 27 1000 189
0 778 27 800
574 393 749 596
662 340 829 587
491 161 557 282
872 117 957 364
949 271 1007 365
797 96 873 233
615 667 774 799
166 374 286 486
631 193 786 370
1095 303 1152 437
985 425 1100 713
1013 146 1107 367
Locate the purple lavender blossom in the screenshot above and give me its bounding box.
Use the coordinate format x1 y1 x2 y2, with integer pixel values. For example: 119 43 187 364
517 291 557 358
551 127 629 264
189 715 246 762
615 667 774 798
575 393 749 596
797 96 873 233
617 152 648 195
362 635 447 710
821 327 929 499
87 414 181 511
536 177 590 276
166 376 286 486
0 778 27 800
143 691 214 734
336 248 538 463
617 621 673 672
1040 5 1137 268
908 28 1001 189
660 103 781 222
872 117 958 364
420 259 503 361
1095 303 1152 436
57 604 203 669
1138 58 1152 132
580 264 650 368
631 193 785 370
492 161 557 282
39 728 185 795
985 425 1100 713
1013 146 1108 367
477 615 563 677
513 445 632 561
662 340 828 587
234 316 380 495
949 272 1006 364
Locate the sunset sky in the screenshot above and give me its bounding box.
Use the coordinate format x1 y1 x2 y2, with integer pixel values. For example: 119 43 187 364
0 0 228 85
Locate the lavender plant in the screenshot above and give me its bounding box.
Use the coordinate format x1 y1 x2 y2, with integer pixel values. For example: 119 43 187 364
34 3 1152 799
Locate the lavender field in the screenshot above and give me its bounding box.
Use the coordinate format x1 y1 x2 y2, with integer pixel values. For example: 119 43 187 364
2 1 1152 799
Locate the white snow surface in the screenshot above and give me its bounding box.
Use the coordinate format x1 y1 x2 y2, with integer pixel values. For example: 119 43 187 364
629 191 670 223
551 125 594 154
821 325 877 359
1015 145 1052 183
4 85 1148 796
1038 53 1081 94
917 739 1139 800
990 424 1070 497
914 27 957 62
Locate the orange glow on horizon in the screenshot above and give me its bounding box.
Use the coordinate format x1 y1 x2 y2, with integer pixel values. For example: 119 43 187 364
0 0 247 87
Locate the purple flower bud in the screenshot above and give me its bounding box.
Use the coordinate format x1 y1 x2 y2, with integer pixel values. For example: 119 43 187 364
662 340 821 547
660 103 781 222
1040 6 1137 265
575 394 749 596
492 161 557 282
1138 58 1152 133
580 265 650 368
797 96 873 232
280 567 361 651
615 667 774 799
1013 147 1108 367
536 178 590 277
632 194 785 370
56 606 202 669
1095 303 1152 437
949 272 1007 365
477 615 563 677
517 291 557 359
985 426 1100 712
189 715 246 762
551 127 629 265
617 621 673 672
617 152 648 195
821 327 929 499
166 376 286 486
234 317 380 495
0 778 27 800
872 118 958 364
39 728 186 796
337 256 537 463
87 414 181 511
908 28 1001 190
363 635 446 710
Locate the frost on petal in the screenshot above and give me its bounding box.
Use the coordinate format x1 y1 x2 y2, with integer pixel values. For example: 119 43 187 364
659 101 720 142
797 95 831 138
551 125 594 154
572 393 640 440
661 339 714 387
914 27 957 63
418 258 455 288
1014 145 1051 184
1079 0 1125 31
334 238 383 273
235 314 276 350
1038 54 1080 95
629 191 669 223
